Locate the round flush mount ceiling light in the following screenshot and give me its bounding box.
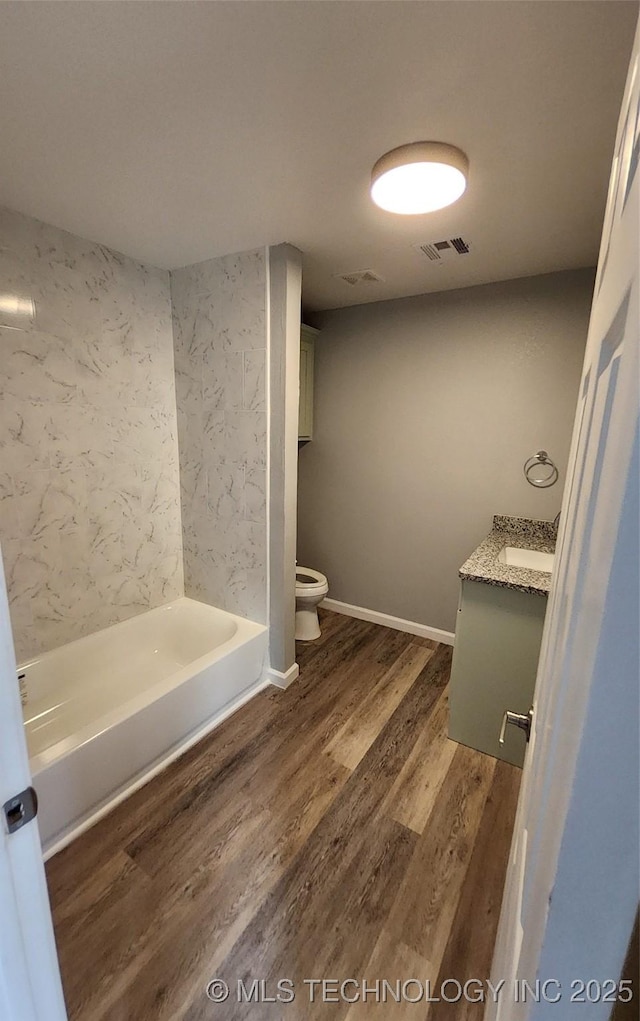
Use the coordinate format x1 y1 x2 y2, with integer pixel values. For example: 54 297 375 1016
370 142 469 215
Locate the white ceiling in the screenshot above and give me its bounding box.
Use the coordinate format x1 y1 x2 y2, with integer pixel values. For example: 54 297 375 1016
0 1 636 310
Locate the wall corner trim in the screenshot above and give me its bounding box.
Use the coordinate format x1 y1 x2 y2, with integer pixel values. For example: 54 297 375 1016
322 599 455 646
267 243 303 675
267 662 300 689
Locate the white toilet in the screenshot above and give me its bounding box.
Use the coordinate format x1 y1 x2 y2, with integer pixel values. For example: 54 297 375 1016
295 567 329 641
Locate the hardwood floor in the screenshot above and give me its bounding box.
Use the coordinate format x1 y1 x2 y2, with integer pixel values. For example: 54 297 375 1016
46 610 521 1021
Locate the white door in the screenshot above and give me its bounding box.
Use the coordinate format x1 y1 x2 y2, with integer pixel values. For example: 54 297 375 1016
0 550 67 1021
489 19 639 1020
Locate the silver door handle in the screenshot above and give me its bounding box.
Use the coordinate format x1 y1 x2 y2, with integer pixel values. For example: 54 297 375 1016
499 706 534 745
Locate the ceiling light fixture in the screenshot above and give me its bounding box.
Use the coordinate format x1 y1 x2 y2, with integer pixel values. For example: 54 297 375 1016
370 142 469 215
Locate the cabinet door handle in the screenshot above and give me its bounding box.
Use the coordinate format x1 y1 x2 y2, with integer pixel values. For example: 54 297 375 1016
499 706 534 745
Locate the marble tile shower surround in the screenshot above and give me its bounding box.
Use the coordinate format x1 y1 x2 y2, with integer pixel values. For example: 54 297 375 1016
171 249 268 623
0 206 183 662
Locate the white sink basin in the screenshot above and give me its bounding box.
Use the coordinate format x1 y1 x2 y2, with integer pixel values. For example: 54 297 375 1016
498 546 555 573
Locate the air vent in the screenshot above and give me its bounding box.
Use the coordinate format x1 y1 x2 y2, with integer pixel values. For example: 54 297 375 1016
450 236 470 254
416 243 442 261
334 269 385 286
413 237 472 262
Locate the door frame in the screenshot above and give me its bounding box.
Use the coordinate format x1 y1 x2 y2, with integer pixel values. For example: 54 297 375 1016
0 551 67 1021
489 19 639 1018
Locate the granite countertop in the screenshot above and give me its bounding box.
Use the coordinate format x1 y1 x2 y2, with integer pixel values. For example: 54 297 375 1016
459 515 557 596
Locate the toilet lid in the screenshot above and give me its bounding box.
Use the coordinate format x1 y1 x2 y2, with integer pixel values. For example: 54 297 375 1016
296 567 327 587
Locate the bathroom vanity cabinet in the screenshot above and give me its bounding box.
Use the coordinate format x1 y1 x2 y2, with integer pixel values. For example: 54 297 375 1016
299 324 318 441
448 578 547 767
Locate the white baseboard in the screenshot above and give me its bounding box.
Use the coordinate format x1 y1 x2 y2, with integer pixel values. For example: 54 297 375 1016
267 662 300 689
322 598 455 646
42 676 269 861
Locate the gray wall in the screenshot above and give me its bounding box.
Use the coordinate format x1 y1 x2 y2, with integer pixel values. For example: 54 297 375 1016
171 248 268 623
0 206 183 662
297 269 594 634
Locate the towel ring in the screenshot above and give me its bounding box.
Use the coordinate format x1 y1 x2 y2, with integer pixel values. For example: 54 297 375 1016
524 450 558 488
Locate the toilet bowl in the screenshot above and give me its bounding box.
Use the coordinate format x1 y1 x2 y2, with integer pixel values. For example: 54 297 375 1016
295 567 329 641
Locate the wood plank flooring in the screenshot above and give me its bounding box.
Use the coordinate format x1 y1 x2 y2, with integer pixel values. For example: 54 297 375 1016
46 609 521 1021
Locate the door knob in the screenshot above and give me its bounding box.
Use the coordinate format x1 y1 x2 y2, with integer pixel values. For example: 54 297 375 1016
499 706 534 745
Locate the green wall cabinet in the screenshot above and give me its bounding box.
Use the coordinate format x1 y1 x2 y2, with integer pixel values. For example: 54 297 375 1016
299 324 318 441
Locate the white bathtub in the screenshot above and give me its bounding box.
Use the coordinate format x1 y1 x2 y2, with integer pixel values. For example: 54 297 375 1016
20 597 268 857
